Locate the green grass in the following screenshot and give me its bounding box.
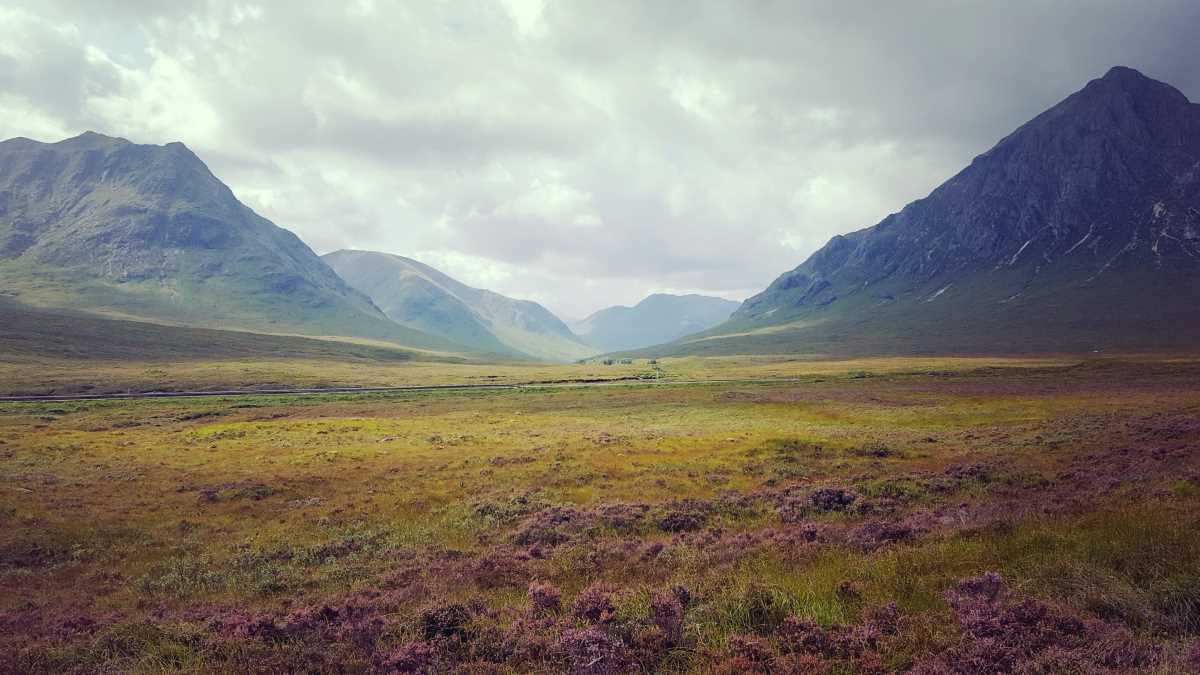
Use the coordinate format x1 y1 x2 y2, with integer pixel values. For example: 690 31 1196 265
0 256 469 355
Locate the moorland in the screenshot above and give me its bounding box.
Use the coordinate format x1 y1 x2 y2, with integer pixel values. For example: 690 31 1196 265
3 355 1199 673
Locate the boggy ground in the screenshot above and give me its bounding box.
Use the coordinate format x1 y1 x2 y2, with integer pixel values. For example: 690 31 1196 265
2 358 1199 673
0 351 1078 397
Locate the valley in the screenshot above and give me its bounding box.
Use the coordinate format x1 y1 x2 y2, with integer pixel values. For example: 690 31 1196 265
1 7 1199 670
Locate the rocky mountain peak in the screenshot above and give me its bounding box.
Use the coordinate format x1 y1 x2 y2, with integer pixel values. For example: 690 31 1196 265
1095 65 1185 99
973 67 1196 169
56 130 132 149
706 67 1200 355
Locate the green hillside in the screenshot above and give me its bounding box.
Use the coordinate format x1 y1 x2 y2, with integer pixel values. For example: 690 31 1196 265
0 133 468 354
323 249 595 362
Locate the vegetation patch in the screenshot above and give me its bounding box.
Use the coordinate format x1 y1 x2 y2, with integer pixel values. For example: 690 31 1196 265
3 357 1199 672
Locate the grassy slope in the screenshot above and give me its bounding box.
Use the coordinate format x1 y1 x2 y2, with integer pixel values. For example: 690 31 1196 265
0 260 470 355
628 259 1200 358
488 321 596 362
0 297 440 363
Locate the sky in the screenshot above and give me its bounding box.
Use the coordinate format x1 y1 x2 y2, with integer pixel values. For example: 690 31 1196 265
3 1 1199 319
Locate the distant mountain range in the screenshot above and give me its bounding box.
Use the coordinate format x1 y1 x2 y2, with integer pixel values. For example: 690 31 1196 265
323 249 593 361
0 132 460 353
633 67 1200 357
572 294 741 353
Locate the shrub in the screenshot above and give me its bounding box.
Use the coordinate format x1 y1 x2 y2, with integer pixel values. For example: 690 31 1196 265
420 603 472 640
852 521 916 549
528 581 562 613
809 487 857 512
649 589 684 644
727 634 774 664
628 625 670 670
657 509 707 533
851 442 899 458
381 641 437 673
776 497 809 524
911 571 1156 674
469 549 531 589
954 571 1004 602
513 507 579 546
671 585 692 609
863 603 900 635
776 616 833 657
560 626 631 674
573 582 619 624
595 503 649 533
283 601 385 651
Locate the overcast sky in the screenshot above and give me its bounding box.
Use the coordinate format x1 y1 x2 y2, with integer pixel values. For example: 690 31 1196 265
3 1 1199 318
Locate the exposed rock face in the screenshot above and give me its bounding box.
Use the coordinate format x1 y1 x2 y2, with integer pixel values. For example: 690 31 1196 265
323 249 594 361
687 67 1200 355
0 132 453 349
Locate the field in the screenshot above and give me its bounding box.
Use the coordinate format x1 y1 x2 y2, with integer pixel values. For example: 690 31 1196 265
3 356 1200 673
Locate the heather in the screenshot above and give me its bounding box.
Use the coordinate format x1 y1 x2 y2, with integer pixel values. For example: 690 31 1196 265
2 357 1199 673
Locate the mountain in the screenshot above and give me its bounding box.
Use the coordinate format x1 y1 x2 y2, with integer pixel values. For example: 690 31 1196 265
0 132 460 352
573 293 741 352
636 67 1200 357
322 249 594 361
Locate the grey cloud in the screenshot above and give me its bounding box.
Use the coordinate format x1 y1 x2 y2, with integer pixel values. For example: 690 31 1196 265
3 0 1199 316
0 9 122 126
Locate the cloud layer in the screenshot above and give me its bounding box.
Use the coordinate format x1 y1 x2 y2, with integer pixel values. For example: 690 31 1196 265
4 0 1199 317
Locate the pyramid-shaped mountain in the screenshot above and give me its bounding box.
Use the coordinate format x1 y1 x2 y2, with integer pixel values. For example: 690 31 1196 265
0 132 458 352
645 67 1200 356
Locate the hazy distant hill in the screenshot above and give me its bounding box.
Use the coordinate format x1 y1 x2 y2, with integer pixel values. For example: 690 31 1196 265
573 293 741 352
0 132 463 352
635 67 1200 357
323 249 594 361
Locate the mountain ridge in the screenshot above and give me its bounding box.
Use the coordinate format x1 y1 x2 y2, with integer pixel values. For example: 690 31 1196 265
631 66 1200 357
323 249 595 361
